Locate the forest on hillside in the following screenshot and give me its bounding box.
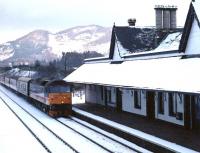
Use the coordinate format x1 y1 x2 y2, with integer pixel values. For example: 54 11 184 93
0 51 103 80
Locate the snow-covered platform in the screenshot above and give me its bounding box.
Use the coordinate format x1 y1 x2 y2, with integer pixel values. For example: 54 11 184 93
72 103 200 153
0 98 47 153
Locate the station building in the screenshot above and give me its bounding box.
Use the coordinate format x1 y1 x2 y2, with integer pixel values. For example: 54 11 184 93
64 1 200 131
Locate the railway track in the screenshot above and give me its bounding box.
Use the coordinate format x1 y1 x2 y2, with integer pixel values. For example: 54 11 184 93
0 89 110 153
57 117 145 153
0 87 148 153
0 96 52 153
70 116 145 152
0 90 79 153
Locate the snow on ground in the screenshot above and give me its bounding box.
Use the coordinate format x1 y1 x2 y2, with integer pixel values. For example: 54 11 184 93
0 92 75 153
47 25 110 57
0 85 146 153
58 117 138 153
0 48 14 61
48 34 87 56
0 98 47 153
0 86 107 153
72 107 199 153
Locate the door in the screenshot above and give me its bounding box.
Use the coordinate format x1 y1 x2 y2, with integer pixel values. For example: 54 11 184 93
104 87 107 107
195 96 200 132
116 88 122 112
184 95 191 129
147 91 155 120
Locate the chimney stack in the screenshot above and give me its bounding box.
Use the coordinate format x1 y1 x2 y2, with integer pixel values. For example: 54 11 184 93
154 5 177 29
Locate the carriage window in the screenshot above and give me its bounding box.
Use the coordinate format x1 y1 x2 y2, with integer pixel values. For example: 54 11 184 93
48 86 70 93
158 92 164 114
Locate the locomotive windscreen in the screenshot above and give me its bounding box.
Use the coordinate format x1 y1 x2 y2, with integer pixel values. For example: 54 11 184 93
48 86 70 93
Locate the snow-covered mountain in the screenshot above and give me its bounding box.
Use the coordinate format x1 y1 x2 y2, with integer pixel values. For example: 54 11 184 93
0 25 111 65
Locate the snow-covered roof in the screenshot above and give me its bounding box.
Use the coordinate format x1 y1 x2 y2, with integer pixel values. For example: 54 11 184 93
108 26 183 60
64 56 200 94
123 32 182 59
18 77 32 82
109 27 159 56
6 68 36 77
152 32 182 52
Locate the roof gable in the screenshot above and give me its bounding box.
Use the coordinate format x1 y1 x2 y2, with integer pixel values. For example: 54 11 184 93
179 1 200 52
185 17 200 55
193 0 200 25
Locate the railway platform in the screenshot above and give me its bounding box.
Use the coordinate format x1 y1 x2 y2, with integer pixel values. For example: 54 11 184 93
72 103 200 153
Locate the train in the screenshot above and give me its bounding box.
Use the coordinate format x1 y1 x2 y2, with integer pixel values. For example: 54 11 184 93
0 73 72 117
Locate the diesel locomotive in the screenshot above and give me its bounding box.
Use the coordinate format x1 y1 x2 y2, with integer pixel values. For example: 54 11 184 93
0 74 72 117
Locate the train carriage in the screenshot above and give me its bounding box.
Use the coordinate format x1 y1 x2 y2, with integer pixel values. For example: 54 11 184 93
29 79 48 104
4 76 10 87
0 74 5 84
17 77 32 96
29 79 72 117
9 76 19 91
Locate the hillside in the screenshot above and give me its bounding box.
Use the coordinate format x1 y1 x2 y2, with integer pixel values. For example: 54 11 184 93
0 25 111 65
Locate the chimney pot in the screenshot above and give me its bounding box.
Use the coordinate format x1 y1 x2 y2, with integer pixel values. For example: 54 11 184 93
128 18 136 27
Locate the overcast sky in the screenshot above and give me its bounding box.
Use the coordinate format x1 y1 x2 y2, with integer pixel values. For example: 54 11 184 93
0 0 191 44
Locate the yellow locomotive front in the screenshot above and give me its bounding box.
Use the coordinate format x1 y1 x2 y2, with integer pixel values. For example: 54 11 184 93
48 93 71 105
46 80 72 117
